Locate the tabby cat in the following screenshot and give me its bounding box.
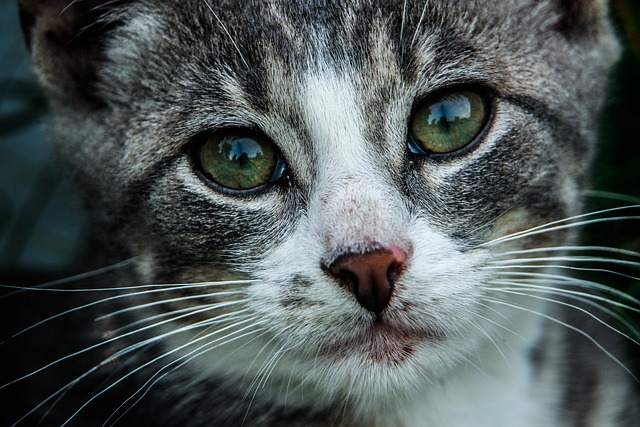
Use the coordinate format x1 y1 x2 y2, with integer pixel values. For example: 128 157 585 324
3 0 639 426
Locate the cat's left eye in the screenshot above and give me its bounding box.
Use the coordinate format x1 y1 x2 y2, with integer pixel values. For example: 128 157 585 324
197 132 285 191
409 89 489 155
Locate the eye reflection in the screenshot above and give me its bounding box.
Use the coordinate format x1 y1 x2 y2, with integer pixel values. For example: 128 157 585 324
220 137 265 165
198 133 280 190
410 90 488 154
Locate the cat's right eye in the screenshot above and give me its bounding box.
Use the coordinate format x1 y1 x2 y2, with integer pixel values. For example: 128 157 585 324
197 132 285 191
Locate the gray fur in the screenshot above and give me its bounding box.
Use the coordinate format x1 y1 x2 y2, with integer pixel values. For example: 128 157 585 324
10 0 638 426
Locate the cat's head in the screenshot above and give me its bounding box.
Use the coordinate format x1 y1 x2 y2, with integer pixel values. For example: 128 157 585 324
20 0 620 420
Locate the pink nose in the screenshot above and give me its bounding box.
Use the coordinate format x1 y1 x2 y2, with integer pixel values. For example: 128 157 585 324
328 245 407 317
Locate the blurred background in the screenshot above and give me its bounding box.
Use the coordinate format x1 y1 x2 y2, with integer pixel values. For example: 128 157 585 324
0 1 638 308
0 0 86 280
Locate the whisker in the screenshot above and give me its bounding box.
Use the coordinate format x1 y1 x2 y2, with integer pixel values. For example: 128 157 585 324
0 258 136 300
485 263 640 282
241 328 286 387
243 338 294 424
492 255 640 269
490 282 640 340
481 205 640 247
583 190 640 204
60 317 264 427
468 307 524 340
468 321 512 368
108 298 249 337
1 279 253 294
96 289 246 320
488 271 640 307
104 327 270 427
2 281 251 344
201 0 250 68
2 302 250 391
489 287 640 346
495 245 640 259
241 327 299 414
485 297 639 382
108 299 245 336
490 279 640 318
410 0 430 47
399 0 408 50
46 318 260 427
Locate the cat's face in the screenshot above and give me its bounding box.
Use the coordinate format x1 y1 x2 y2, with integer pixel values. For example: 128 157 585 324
21 0 619 420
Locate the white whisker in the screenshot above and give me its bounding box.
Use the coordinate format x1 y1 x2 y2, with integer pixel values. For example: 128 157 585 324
485 297 639 382
493 255 640 268
481 205 640 247
485 263 640 282
400 0 408 48
490 287 640 346
469 307 524 340
2 282 250 344
495 245 640 259
490 279 640 314
410 0 430 47
583 190 640 204
488 271 640 306
104 327 270 427
469 321 512 368
243 339 294 424
108 298 245 336
201 0 250 68
96 289 246 320
1 279 253 294
2 303 250 392
58 316 264 427
0 258 136 299
490 282 640 340
108 299 249 337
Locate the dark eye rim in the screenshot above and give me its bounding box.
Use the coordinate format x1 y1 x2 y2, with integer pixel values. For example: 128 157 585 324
189 127 289 197
407 86 495 160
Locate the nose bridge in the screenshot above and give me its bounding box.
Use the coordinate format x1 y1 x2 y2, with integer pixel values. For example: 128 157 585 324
312 170 405 255
300 68 405 254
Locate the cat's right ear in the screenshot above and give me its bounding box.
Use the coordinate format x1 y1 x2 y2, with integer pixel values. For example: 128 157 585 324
554 0 613 39
18 0 129 105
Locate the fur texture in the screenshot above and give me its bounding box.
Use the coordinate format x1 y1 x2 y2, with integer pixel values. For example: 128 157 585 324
5 1 638 426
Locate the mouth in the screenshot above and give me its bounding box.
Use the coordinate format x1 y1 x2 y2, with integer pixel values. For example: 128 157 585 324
319 318 443 366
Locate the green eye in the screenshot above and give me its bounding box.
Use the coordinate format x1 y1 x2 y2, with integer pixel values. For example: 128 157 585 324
198 133 282 190
409 90 488 155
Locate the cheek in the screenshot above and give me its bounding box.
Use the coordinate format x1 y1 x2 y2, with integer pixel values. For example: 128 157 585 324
137 166 298 270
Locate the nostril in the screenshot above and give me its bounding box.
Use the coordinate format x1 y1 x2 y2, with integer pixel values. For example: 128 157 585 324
326 245 407 316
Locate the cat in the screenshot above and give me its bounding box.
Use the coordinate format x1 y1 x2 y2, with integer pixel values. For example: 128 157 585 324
2 0 639 426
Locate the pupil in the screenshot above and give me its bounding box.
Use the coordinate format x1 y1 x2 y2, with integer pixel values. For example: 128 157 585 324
437 115 451 132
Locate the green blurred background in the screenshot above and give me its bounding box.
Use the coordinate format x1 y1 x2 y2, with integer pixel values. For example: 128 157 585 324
590 0 640 312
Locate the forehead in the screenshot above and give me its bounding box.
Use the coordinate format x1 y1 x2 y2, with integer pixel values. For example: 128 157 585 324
143 0 541 87
109 0 559 172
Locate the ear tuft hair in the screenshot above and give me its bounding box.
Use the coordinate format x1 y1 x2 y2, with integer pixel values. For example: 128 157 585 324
18 0 130 105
